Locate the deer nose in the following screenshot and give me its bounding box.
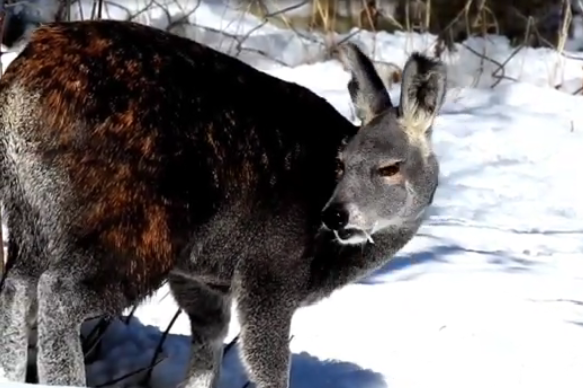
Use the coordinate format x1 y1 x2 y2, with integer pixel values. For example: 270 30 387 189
322 202 349 231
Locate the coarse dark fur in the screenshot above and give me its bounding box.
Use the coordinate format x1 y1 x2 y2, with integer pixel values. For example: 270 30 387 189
0 19 447 388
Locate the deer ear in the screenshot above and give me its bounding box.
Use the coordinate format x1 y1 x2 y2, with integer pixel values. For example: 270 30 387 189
337 42 393 125
398 52 447 138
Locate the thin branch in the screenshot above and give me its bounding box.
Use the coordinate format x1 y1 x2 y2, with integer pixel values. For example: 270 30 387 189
141 308 182 385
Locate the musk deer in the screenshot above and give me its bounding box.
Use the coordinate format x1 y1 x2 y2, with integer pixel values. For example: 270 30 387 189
0 19 446 388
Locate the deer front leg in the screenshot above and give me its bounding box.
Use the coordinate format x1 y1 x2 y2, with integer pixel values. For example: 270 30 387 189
235 271 296 388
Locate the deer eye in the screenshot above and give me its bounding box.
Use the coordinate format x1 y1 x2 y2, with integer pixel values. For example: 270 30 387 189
378 163 401 177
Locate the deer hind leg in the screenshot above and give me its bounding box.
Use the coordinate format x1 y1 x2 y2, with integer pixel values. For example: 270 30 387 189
0 244 38 382
169 272 231 388
0 201 45 383
35 249 133 386
36 268 91 386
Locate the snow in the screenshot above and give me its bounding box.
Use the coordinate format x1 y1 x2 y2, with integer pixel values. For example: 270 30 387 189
2 1 583 388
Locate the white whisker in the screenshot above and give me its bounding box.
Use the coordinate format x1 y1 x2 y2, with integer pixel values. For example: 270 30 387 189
363 230 375 244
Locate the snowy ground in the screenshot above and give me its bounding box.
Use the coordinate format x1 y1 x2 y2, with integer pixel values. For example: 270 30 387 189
2 1 583 388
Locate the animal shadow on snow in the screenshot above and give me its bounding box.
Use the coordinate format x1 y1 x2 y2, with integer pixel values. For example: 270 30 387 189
358 243 451 285
77 317 389 388
220 342 388 388
22 309 389 387
360 236 540 285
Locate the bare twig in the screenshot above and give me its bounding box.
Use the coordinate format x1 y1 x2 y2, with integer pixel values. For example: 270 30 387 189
490 44 525 88
123 304 139 325
141 308 182 385
223 333 240 356
83 316 113 362
90 0 105 20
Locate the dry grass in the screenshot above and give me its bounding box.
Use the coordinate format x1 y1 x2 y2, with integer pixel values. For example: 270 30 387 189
240 0 579 94
249 0 574 50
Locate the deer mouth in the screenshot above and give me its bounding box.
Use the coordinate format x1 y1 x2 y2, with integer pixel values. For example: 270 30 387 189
337 228 358 240
334 228 374 245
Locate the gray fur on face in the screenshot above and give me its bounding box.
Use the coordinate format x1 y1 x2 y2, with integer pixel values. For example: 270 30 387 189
322 44 446 246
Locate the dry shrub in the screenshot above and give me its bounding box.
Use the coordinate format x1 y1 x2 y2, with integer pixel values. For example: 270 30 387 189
398 0 572 49
249 0 574 50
